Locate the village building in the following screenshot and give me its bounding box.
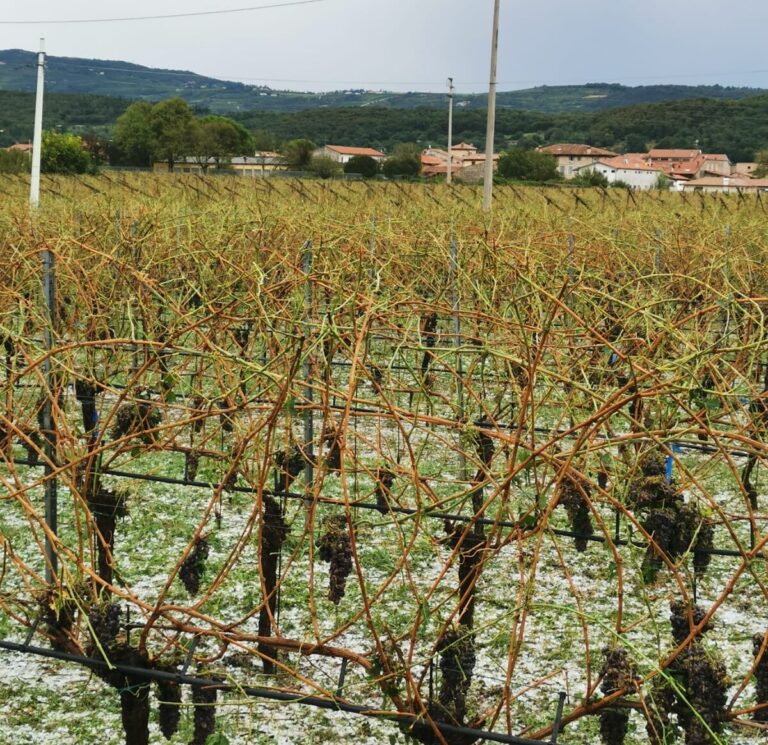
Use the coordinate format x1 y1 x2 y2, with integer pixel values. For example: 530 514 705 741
313 145 386 164
537 144 619 179
573 155 664 190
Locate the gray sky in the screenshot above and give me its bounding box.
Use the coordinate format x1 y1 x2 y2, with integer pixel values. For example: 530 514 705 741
3 0 768 93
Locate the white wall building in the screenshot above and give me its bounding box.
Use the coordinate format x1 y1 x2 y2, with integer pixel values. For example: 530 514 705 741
574 156 664 190
314 145 386 164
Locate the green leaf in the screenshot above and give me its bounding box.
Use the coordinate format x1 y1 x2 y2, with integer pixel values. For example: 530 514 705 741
205 733 230 745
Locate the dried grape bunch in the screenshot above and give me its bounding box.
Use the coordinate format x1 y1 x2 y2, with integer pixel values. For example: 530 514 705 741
670 601 712 646
437 625 476 725
263 495 289 551
155 677 182 740
75 379 100 433
38 589 78 653
641 508 677 578
323 427 342 471
185 449 200 482
375 467 396 514
752 633 768 721
274 445 305 491
645 678 676 745
316 515 353 604
556 475 593 552
189 394 206 433
599 646 637 745
217 398 235 433
87 602 121 651
110 397 162 444
673 643 729 745
190 683 217 745
626 451 677 511
179 537 209 596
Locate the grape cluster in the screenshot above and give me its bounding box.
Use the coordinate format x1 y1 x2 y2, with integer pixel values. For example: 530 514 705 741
599 646 636 745
375 467 396 514
155 678 182 740
274 446 305 491
642 502 714 580
627 449 677 510
22 428 43 466
316 515 352 604
674 644 729 745
179 537 209 596
323 427 342 471
557 476 593 552
110 398 162 444
87 602 121 650
39 589 77 652
75 379 100 433
752 633 768 721
217 398 235 432
190 684 217 745
670 601 711 646
189 394 205 433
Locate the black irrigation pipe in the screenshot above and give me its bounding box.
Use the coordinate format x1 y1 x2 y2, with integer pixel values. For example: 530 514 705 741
10 458 764 560
0 640 563 745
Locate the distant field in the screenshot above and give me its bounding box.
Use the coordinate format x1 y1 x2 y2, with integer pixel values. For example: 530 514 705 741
0 175 767 744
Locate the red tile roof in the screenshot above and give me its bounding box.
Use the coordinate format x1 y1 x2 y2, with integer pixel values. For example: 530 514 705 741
648 149 700 160
325 145 385 158
598 155 660 172
539 143 618 157
7 143 32 151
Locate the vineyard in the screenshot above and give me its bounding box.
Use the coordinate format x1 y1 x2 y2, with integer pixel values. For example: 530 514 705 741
1 173 768 744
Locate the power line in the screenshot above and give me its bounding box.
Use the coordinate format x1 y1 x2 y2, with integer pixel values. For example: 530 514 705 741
0 0 328 25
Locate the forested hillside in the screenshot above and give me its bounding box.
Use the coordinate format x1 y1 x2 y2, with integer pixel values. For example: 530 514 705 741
2 86 767 163
1 48 765 114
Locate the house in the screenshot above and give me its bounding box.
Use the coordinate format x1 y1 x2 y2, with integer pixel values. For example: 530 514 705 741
700 154 731 177
646 149 707 181
152 153 287 176
313 145 386 164
733 162 759 177
537 144 619 179
573 155 664 190
6 143 32 152
680 175 768 193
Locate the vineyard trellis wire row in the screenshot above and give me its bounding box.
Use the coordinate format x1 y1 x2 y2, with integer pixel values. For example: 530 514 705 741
2 175 768 745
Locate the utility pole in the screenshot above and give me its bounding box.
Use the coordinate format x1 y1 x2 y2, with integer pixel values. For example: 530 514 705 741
30 38 45 210
483 0 501 212
447 77 455 185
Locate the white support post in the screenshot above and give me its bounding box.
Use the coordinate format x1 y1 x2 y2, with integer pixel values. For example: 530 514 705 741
30 38 45 211
447 78 454 186
482 0 501 213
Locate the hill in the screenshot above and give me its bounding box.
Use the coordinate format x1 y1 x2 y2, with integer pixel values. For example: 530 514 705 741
1 88 767 164
1 49 766 115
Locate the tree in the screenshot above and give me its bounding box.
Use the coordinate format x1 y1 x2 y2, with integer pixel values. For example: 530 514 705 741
308 155 341 179
112 101 154 167
571 168 609 187
497 149 559 181
150 98 196 171
343 155 379 178
41 131 92 174
0 149 30 174
382 143 421 178
282 139 316 169
754 150 768 178
192 116 252 171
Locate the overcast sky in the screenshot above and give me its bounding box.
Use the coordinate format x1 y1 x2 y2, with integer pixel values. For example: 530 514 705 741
3 0 768 93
